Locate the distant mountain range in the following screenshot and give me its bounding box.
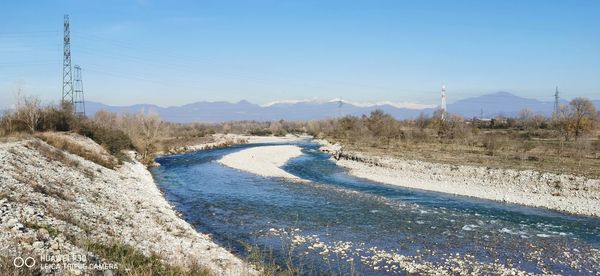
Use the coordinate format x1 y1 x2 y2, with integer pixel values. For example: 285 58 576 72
85 99 431 123
86 92 600 123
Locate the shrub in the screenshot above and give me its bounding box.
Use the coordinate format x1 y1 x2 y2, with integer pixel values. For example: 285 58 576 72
249 128 272 136
482 134 503 155
40 104 76 131
35 133 118 169
25 140 80 168
592 139 600 151
77 121 134 161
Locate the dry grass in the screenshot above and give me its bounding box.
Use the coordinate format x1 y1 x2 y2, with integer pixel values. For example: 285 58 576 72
31 181 73 201
310 110 600 178
46 203 82 229
0 256 42 276
7 142 75 203
34 133 117 169
333 131 600 178
0 132 33 143
81 241 213 276
0 238 213 276
25 139 81 168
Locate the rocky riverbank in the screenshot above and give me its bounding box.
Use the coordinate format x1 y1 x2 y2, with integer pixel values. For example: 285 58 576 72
160 133 310 157
317 139 600 218
161 133 250 156
0 133 255 275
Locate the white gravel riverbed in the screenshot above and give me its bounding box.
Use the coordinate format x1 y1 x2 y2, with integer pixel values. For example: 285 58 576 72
218 145 304 179
317 140 600 218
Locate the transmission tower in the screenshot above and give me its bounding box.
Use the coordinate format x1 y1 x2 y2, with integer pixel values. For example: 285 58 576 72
441 85 447 121
553 86 560 116
73 65 86 117
62 15 74 108
338 97 343 118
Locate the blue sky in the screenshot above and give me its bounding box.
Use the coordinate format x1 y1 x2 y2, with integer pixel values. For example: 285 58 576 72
1 0 599 108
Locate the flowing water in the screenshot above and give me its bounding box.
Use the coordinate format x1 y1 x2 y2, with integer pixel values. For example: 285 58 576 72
151 141 600 274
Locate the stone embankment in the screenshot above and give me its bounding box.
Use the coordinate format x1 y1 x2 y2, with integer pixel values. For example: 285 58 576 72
317 139 600 217
0 133 255 275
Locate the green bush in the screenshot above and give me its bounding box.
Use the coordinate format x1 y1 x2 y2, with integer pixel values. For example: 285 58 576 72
77 121 134 159
40 106 76 132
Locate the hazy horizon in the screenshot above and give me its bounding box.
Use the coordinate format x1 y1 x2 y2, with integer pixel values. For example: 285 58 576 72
3 90 599 112
1 0 599 109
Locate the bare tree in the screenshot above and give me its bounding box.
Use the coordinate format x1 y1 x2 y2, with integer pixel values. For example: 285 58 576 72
139 112 163 161
553 104 573 141
16 95 41 132
1 111 14 135
518 108 534 129
569 97 597 139
415 112 429 132
269 120 284 136
94 110 118 130
531 114 547 129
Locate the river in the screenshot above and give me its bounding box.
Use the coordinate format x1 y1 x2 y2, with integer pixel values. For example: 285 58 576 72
151 141 600 274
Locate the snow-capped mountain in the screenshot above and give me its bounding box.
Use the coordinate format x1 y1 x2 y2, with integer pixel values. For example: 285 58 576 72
85 92 599 123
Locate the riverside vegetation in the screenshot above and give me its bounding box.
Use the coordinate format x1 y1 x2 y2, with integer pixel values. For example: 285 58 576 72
0 95 307 275
307 99 600 178
1 95 599 175
0 96 257 275
0 94 598 273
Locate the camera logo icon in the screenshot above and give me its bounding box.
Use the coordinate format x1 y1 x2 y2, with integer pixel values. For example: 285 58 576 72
13 257 36 268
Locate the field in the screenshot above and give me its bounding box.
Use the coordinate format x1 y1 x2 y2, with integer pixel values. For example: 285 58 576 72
329 129 600 178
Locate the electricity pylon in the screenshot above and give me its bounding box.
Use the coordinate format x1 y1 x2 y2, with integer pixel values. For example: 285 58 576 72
73 65 86 117
62 15 74 108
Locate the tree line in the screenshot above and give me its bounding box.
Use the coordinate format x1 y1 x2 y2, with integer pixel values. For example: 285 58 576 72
1 95 598 166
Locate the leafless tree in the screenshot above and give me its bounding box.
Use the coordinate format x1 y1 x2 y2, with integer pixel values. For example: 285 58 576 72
518 108 534 129
530 114 546 129
415 112 429 132
269 120 284 136
1 110 14 135
569 97 597 139
94 110 118 130
16 95 41 132
553 104 573 141
139 112 164 160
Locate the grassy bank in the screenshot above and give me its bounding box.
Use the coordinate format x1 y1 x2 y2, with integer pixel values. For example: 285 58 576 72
328 129 600 178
